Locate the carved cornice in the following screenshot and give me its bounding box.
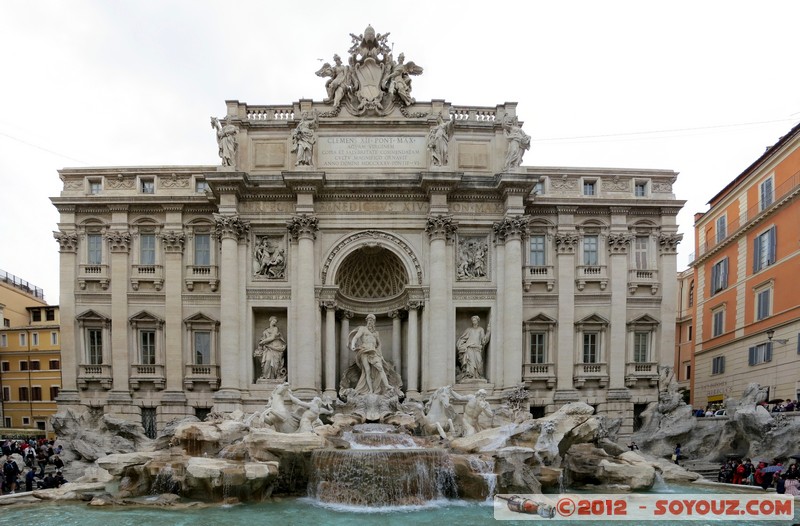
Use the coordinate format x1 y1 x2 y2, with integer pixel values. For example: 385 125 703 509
53 231 78 253
162 204 184 213
321 230 423 285
556 206 579 214
160 174 190 189
555 232 579 254
425 214 458 242
107 204 129 213
161 231 186 253
245 289 292 301
658 233 683 254
493 215 529 242
53 204 76 214
406 300 424 310
214 213 250 241
607 233 633 254
321 299 338 310
287 214 319 241
660 207 683 216
609 207 630 215
105 231 131 252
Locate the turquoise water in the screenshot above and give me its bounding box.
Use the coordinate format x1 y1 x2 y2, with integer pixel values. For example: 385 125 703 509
0 496 797 526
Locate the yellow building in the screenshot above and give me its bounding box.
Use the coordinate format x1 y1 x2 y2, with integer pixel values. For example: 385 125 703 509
0 271 61 433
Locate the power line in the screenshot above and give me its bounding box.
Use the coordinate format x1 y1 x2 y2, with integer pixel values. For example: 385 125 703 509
0 131 90 165
535 118 798 143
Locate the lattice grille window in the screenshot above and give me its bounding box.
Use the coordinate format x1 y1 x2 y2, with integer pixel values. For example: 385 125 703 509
337 247 408 299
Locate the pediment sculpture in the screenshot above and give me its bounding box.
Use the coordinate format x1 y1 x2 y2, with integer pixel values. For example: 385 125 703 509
315 25 424 117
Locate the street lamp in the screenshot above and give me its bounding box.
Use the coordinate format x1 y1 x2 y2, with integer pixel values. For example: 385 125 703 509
766 329 789 345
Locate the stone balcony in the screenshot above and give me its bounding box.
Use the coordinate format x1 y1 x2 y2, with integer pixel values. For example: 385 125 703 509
576 265 608 291
129 363 166 390
625 361 660 387
185 265 219 292
573 362 608 388
184 364 220 390
628 269 659 295
78 264 109 290
522 362 556 389
522 265 555 292
131 265 164 291
77 364 112 390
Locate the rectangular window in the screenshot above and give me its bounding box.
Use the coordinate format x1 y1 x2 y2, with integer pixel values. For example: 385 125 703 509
195 180 209 193
529 235 546 266
635 182 647 197
688 325 693 341
533 181 544 195
49 359 60 370
712 309 724 337
30 360 40 371
140 234 156 265
36 421 46 431
711 257 729 294
583 180 596 196
22 417 29 426
716 216 727 243
194 234 211 266
19 333 27 347
2 387 9 402
19 387 29 401
753 226 777 273
583 332 598 363
140 330 156 365
87 328 103 365
31 333 39 347
756 288 771 320
633 332 649 362
749 342 772 365
50 386 60 400
1 361 8 371
0 334 6 347
194 331 211 365
45 308 55 321
89 180 102 194
3 418 10 427
20 360 28 371
712 356 725 375
529 332 546 363
31 387 42 401
141 178 155 194
51 332 58 345
760 178 774 211
634 236 649 270
583 236 599 266
87 234 103 265
32 309 41 322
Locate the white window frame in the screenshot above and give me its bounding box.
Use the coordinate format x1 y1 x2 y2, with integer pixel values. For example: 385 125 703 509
753 226 776 273
712 307 725 338
583 235 599 266
194 232 212 266
31 332 39 347
140 176 156 194
712 356 725 375
582 179 597 196
529 331 547 364
51 332 58 345
19 333 27 347
140 329 157 365
195 179 210 193
633 331 650 363
633 236 650 270
87 328 104 365
194 331 212 365
759 176 774 211
87 232 104 265
715 215 727 243
0 334 6 347
583 332 600 363
634 180 649 197
529 234 547 267
711 257 728 295
87 178 103 195
749 342 772 366
755 283 773 321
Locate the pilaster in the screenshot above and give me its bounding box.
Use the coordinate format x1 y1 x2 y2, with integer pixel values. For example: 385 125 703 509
424 214 457 391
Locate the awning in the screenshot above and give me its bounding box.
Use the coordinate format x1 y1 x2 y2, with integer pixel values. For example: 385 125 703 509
707 394 724 403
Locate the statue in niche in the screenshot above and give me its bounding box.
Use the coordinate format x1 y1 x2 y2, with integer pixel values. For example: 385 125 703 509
291 110 318 166
339 314 403 396
210 116 238 167
456 238 488 280
254 316 287 380
448 387 495 436
254 236 286 279
427 114 454 167
456 315 491 381
502 114 531 170
382 53 423 107
315 54 350 108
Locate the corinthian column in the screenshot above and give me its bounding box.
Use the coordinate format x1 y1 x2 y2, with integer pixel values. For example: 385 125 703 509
213 214 249 406
288 214 319 396
53 231 80 403
106 229 132 404
405 300 422 398
554 229 578 399
424 215 457 392
161 230 186 396
322 300 337 398
607 231 632 391
494 215 529 390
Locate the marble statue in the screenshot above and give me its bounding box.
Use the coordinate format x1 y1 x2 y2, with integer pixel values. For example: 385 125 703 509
254 237 286 279
456 316 491 381
210 117 238 167
448 386 494 436
383 53 423 107
254 316 287 380
502 114 531 170
456 238 488 280
339 314 403 397
289 393 332 433
291 110 318 166
420 385 456 438
260 383 299 433
315 54 349 108
427 114 454 167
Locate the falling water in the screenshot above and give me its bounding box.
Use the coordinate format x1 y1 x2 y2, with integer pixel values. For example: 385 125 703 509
653 471 667 490
343 423 421 449
466 456 496 500
309 449 457 506
557 469 566 493
150 465 181 495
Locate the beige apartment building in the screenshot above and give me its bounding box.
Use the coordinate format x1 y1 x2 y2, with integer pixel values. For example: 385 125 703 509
51 26 684 436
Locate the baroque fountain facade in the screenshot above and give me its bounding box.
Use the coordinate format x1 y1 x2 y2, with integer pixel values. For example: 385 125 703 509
45 26 691 506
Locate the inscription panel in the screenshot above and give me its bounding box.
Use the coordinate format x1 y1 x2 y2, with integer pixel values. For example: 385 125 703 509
318 136 426 168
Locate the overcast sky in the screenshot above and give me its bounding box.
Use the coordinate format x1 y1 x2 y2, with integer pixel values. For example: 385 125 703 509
2 1 798 306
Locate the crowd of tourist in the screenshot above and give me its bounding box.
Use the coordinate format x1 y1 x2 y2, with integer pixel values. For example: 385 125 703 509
695 400 800 417
717 457 800 495
0 438 67 494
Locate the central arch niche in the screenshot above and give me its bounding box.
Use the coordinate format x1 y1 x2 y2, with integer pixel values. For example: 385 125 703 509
336 246 408 302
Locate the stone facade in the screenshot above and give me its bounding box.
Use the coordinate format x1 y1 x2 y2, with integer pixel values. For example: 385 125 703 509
51 27 683 435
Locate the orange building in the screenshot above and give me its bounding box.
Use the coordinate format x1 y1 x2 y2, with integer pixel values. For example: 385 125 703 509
690 123 800 407
675 267 694 394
